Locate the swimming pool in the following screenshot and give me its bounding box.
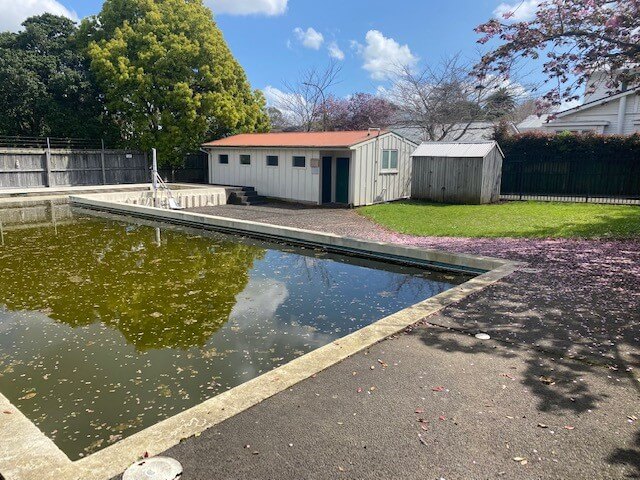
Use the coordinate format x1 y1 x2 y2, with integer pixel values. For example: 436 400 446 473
0 201 471 460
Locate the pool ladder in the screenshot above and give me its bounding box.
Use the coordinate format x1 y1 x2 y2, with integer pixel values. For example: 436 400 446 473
152 172 184 210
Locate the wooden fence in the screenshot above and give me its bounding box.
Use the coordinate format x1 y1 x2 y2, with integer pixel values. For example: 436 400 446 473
0 146 148 189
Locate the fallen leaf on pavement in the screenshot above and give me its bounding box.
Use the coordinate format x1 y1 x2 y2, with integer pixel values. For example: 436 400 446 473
539 376 555 385
432 386 445 392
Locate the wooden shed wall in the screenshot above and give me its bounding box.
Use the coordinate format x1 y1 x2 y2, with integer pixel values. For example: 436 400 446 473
351 133 415 206
208 148 321 203
411 156 484 204
480 148 503 203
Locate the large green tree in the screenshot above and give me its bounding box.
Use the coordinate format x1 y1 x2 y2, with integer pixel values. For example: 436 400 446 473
0 14 114 139
86 0 270 167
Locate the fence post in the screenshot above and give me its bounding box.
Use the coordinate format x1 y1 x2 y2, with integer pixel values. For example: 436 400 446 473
100 139 107 185
44 137 53 187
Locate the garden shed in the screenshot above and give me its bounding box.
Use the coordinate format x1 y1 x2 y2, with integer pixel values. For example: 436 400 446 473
410 142 504 204
202 130 417 206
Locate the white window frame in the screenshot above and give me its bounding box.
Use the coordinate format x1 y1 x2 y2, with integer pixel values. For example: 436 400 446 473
218 154 229 165
239 154 251 166
266 155 279 167
292 156 306 168
381 149 399 173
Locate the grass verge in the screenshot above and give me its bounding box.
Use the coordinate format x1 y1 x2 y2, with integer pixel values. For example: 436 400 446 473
358 200 640 238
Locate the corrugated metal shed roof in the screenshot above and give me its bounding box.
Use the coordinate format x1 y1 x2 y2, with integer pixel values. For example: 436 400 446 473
411 141 504 158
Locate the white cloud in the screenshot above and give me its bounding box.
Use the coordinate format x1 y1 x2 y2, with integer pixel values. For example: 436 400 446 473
206 0 287 16
328 41 345 61
263 86 289 106
230 278 289 324
356 30 419 81
555 98 582 112
481 75 530 101
350 40 363 54
293 27 324 50
263 85 305 124
0 0 78 32
494 0 539 21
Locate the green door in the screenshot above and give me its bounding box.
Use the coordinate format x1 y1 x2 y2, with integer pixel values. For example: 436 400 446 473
321 157 332 204
335 158 350 204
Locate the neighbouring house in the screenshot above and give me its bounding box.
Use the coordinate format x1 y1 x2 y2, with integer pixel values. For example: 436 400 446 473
543 87 640 135
410 142 504 204
517 68 640 135
201 130 418 206
516 114 551 133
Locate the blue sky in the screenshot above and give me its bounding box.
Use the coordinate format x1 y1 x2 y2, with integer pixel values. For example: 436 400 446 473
2 0 537 99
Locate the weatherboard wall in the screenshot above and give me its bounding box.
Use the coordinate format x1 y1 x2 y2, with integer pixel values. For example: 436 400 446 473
545 93 640 135
351 133 415 206
207 148 321 204
205 132 416 206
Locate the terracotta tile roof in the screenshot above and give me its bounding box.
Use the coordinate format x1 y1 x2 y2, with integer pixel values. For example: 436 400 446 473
202 130 386 148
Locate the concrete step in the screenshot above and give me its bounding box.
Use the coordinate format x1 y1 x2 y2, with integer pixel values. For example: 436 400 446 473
227 186 266 206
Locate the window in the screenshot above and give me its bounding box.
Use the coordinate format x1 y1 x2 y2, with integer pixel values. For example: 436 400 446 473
240 154 251 165
381 150 398 172
218 154 229 164
266 155 279 167
292 156 306 168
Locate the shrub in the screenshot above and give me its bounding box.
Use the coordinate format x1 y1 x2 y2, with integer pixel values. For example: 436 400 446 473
493 130 640 196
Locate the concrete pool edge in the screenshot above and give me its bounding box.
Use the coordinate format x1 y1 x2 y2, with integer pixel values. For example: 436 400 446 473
69 195 505 274
0 197 520 480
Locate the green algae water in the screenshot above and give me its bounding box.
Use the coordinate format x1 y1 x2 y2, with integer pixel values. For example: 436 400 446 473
0 201 469 459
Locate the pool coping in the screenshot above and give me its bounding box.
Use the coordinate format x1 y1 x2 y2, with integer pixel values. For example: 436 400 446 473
0 197 521 480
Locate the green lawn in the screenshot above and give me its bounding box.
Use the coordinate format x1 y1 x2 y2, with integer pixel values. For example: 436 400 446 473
358 200 640 239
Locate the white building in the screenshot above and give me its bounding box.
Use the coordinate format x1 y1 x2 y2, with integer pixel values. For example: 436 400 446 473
202 130 417 206
543 87 640 135
517 68 640 135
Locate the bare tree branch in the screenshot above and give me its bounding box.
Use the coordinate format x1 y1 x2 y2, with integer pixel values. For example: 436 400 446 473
271 61 342 131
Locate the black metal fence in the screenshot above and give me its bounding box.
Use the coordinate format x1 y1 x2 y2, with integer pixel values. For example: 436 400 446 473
501 154 640 203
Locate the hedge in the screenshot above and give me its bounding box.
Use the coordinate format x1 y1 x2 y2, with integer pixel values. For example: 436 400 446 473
495 130 640 197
